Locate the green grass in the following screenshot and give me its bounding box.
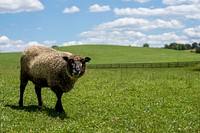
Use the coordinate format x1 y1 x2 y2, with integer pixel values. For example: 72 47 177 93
55 45 200 64
1 45 200 67
1 45 200 132
0 52 21 67
1 67 200 132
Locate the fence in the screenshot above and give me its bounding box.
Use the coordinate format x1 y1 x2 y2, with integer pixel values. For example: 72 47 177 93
87 61 200 69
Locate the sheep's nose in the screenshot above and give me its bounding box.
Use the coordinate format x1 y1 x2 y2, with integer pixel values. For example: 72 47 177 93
73 68 81 75
76 67 80 71
73 71 81 76
76 68 81 74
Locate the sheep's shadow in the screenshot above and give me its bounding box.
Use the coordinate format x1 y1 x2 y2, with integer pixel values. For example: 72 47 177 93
5 104 69 120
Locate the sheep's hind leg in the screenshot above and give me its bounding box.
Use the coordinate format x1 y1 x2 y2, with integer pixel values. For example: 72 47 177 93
55 90 64 113
35 86 44 107
19 79 28 107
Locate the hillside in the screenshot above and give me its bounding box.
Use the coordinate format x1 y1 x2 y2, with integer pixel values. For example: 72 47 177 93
1 45 200 67
56 45 200 64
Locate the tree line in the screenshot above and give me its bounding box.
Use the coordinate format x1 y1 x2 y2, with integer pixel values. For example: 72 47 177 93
163 42 200 53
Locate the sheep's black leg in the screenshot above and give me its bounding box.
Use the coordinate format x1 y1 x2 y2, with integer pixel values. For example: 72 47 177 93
55 91 64 113
19 79 28 107
35 86 44 107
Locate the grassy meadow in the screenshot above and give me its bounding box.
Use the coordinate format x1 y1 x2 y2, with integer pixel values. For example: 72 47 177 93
56 45 200 64
1 45 200 67
1 45 200 132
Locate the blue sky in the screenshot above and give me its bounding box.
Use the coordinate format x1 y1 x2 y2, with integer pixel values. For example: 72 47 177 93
0 0 200 52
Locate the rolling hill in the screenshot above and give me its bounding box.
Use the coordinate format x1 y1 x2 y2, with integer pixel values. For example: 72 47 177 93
55 45 200 64
0 45 200 67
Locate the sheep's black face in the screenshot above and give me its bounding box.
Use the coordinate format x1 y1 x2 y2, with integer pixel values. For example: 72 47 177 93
63 56 91 78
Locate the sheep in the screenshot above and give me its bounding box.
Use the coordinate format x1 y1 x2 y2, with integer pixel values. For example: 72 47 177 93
19 45 91 113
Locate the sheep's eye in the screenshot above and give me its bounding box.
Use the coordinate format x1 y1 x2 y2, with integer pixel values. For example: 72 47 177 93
69 59 74 63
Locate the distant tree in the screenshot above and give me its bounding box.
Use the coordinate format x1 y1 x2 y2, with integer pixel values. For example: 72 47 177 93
195 47 200 53
164 42 192 51
169 42 177 49
181 44 187 50
192 42 198 49
52 45 58 49
143 43 149 47
185 44 192 49
164 44 169 49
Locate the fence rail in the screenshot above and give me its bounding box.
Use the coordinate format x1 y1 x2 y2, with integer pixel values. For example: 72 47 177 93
1 61 200 69
87 61 200 69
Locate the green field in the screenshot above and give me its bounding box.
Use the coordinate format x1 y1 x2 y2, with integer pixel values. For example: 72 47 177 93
1 45 200 67
1 67 200 132
1 45 200 132
56 45 200 64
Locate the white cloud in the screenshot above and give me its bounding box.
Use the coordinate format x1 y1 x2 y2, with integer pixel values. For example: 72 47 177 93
186 14 200 19
27 41 42 46
146 32 188 44
80 31 107 38
184 26 200 38
43 40 57 46
79 30 146 46
89 4 110 12
94 17 184 31
62 41 84 46
122 0 151 3
81 36 133 45
80 30 143 39
0 35 57 52
0 0 44 14
114 4 200 19
77 16 189 47
163 0 200 5
63 6 80 14
79 30 189 47
0 36 10 43
142 32 189 46
0 36 25 52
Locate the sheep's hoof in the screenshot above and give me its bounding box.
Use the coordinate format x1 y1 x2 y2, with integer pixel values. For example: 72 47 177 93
55 107 65 113
55 108 65 113
38 105 45 109
55 102 65 113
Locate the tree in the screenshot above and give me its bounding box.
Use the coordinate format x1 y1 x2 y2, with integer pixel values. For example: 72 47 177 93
143 43 149 47
192 42 198 49
164 42 192 50
52 45 58 49
185 44 192 49
164 44 169 49
195 47 200 53
169 42 178 50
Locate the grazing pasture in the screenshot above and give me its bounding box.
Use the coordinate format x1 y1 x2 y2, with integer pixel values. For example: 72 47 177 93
1 45 200 67
0 45 200 132
1 67 200 132
56 45 200 64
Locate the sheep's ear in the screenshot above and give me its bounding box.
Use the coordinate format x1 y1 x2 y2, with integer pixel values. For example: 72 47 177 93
63 56 74 63
62 56 69 61
84 57 91 63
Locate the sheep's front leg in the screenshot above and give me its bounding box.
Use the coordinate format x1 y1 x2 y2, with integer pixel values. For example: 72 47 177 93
19 78 28 107
35 86 44 107
55 90 64 113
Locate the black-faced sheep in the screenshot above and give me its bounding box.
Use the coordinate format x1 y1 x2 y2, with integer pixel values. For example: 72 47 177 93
19 46 91 112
